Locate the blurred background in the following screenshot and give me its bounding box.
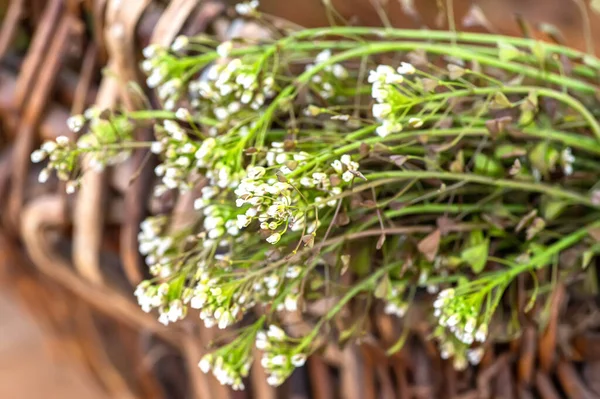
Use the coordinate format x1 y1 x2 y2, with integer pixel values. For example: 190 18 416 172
1 1 600 398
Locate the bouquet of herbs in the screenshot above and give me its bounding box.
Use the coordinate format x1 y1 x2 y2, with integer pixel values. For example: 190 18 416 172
31 1 600 390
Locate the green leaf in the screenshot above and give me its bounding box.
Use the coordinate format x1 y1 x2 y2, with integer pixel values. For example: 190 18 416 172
498 42 521 61
491 92 513 109
582 250 594 270
531 41 546 64
495 144 526 159
461 237 489 274
449 150 464 173
520 92 538 112
351 245 372 277
529 142 559 176
445 256 463 268
541 198 568 220
473 153 504 177
374 276 390 299
526 217 546 240
524 270 538 312
447 64 466 79
468 229 485 246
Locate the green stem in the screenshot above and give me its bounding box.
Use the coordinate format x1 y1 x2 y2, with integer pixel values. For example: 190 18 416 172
299 260 401 351
288 126 600 182
288 27 600 70
365 170 595 206
128 110 218 126
357 203 527 231
424 86 600 141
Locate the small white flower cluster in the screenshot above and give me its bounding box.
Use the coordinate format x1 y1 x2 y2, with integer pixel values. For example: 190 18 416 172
251 266 304 312
433 289 488 346
199 352 251 391
138 216 177 278
561 147 575 176
31 136 73 185
305 50 350 100
134 282 187 325
234 166 295 245
368 62 419 137
158 78 183 111
142 44 182 110
171 36 189 53
189 58 277 129
264 141 309 173
189 270 245 329
134 281 165 313
438 340 485 370
198 204 242 248
235 0 259 15
256 325 308 386
152 120 206 195
329 154 360 184
232 151 363 246
187 258 305 331
75 110 133 172
31 108 133 192
383 285 408 318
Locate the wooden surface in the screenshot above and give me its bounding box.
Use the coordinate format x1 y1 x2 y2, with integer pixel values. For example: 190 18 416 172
0 292 107 399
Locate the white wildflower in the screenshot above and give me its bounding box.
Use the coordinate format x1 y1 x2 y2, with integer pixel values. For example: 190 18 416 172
408 117 423 128
467 348 484 365
66 181 77 194
30 150 46 163
267 325 286 341
198 355 212 373
171 35 189 52
56 135 70 146
291 354 307 367
216 41 233 59
67 115 85 133
342 170 354 182
397 62 416 75
372 103 392 120
38 168 50 183
235 0 259 15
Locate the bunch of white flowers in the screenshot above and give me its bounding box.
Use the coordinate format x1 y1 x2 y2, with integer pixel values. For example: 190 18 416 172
383 285 408 318
433 288 488 345
431 288 489 370
256 325 308 386
198 352 251 391
142 44 190 109
189 58 277 128
368 62 419 137
134 282 188 326
31 136 73 184
191 274 242 329
235 0 260 15
152 120 201 194
561 147 575 176
138 216 178 278
234 166 295 245
31 107 134 191
305 49 351 100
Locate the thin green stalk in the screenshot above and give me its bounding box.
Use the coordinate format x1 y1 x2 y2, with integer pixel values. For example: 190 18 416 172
288 27 600 69
366 170 595 206
357 204 527 231
424 86 600 140
299 260 401 350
